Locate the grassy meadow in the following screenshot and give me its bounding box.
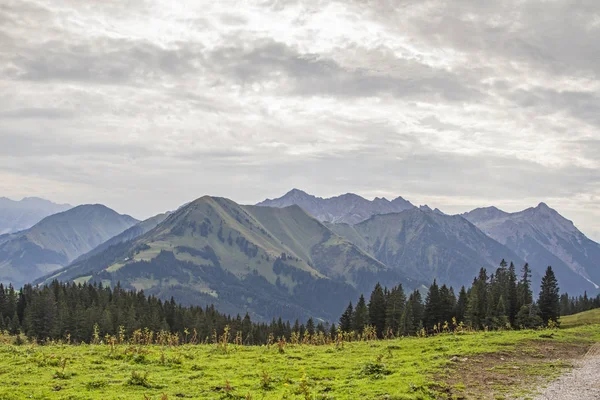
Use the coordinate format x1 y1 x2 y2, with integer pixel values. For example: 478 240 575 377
1 319 599 400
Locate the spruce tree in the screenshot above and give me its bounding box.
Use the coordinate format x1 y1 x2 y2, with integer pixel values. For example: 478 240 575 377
339 302 354 332
538 266 560 325
507 262 518 325
306 318 315 336
368 283 386 338
518 263 533 308
465 282 481 329
424 280 441 330
455 286 468 323
352 295 369 333
384 285 405 335
400 299 415 336
439 285 456 324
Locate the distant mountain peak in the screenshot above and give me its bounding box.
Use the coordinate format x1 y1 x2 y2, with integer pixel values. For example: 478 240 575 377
0 196 73 235
258 189 415 225
464 202 600 294
0 203 138 287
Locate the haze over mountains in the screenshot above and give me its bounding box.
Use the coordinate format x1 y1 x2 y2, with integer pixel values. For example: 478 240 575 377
0 205 138 287
0 189 598 321
0 197 72 235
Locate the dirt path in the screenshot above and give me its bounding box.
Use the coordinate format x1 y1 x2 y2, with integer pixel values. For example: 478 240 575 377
533 343 600 400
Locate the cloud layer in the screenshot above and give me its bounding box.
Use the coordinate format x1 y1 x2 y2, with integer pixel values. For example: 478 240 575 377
1 0 599 240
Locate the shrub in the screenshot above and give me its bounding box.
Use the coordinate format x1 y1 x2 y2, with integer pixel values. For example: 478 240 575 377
127 371 152 388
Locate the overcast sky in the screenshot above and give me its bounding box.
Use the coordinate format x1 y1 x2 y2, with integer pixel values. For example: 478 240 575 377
1 0 599 240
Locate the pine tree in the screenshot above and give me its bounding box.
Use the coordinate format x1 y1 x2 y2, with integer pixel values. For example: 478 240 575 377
384 285 405 335
368 283 386 338
410 290 424 331
439 285 456 324
424 280 441 330
538 266 560 326
507 262 518 325
339 302 354 332
400 298 415 336
495 295 508 328
455 286 468 323
465 282 481 329
306 318 315 336
353 295 369 333
518 263 533 308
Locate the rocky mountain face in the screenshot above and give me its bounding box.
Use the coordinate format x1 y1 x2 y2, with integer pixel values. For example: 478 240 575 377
463 203 600 294
41 196 415 322
0 205 138 287
0 197 72 234
257 189 414 225
327 208 527 290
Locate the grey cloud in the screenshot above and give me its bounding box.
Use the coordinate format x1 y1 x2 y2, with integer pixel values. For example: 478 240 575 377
8 39 203 85
355 0 600 78
0 131 155 158
206 39 483 101
508 88 600 128
0 108 74 119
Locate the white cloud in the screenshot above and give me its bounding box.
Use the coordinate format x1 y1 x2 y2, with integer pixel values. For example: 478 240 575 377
0 0 599 241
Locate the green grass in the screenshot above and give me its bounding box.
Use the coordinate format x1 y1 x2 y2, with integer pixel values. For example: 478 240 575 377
1 324 598 400
561 308 600 328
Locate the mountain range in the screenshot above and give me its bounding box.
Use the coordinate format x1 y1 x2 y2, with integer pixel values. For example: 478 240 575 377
258 189 415 225
1 189 598 321
40 196 411 321
463 204 600 293
0 197 72 234
0 205 138 287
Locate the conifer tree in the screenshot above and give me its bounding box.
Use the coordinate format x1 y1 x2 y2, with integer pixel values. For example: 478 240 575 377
339 302 354 332
439 285 456 324
368 283 386 337
384 285 405 335
410 290 424 331
353 295 369 333
455 286 468 323
465 281 481 329
518 263 533 308
538 266 560 325
507 262 518 325
424 280 441 330
400 298 415 336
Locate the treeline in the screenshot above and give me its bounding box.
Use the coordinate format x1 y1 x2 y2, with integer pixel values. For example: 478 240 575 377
0 281 336 344
1 261 599 345
340 261 600 338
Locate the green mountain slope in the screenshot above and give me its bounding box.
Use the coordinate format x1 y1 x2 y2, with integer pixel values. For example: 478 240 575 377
328 208 526 290
0 205 138 287
44 196 411 321
71 212 170 264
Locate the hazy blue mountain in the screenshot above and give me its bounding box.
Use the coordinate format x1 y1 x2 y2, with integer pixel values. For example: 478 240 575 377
40 196 416 321
0 197 72 234
257 189 415 225
327 208 529 291
463 203 600 294
0 205 138 287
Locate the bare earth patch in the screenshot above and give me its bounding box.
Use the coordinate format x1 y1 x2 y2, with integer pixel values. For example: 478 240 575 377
436 339 591 399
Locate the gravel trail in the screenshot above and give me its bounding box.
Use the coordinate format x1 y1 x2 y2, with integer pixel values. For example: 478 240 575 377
533 343 600 400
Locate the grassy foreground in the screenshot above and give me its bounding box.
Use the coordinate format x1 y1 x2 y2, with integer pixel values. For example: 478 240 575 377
560 308 600 328
1 323 599 400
